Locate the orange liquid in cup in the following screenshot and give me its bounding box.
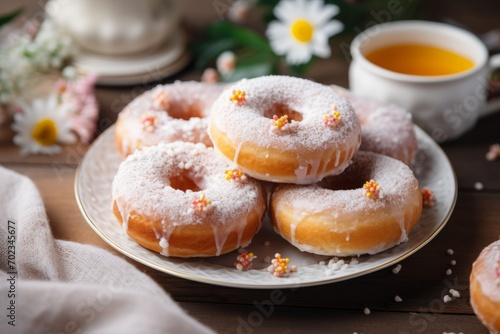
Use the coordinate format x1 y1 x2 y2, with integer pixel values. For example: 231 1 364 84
365 44 474 76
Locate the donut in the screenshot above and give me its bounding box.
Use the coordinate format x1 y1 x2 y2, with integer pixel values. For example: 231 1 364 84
470 239 500 333
111 141 267 257
332 85 418 165
270 151 422 256
115 81 223 156
209 76 361 184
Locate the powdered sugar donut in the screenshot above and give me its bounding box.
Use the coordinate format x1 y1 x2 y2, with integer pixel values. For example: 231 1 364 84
112 142 266 257
470 239 500 333
209 76 361 184
332 85 417 165
115 82 223 156
270 151 422 256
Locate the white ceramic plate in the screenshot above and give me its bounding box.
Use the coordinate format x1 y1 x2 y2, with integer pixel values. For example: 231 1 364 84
75 125 457 288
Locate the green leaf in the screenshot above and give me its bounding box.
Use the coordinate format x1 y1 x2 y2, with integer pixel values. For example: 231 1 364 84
193 38 237 69
236 49 277 66
0 7 23 28
288 57 316 77
208 22 272 53
223 62 274 82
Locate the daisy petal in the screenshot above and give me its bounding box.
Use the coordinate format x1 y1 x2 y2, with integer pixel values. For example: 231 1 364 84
314 4 340 26
286 44 312 65
266 21 289 39
306 0 323 20
274 0 300 23
322 20 344 37
270 38 293 55
59 131 77 144
311 39 331 58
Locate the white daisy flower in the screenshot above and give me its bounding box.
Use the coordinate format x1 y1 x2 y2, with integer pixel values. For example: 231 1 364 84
266 0 343 65
12 96 76 155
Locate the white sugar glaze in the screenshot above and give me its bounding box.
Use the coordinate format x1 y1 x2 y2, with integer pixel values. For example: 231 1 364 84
112 141 265 256
472 240 500 303
332 85 418 165
116 81 223 156
209 76 361 184
470 239 500 333
272 151 421 256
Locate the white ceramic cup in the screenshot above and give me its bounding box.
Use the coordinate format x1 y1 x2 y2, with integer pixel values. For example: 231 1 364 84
349 20 500 142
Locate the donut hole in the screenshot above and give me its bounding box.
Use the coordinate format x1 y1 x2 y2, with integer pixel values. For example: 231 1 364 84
167 102 204 120
318 165 374 191
264 103 303 122
318 177 360 191
169 171 205 192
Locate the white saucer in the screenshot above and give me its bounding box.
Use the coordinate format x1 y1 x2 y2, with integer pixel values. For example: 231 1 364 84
75 32 189 86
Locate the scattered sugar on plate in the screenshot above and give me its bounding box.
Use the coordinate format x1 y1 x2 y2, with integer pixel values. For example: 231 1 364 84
363 307 371 315
263 240 270 246
449 289 461 298
394 295 402 302
392 263 402 274
450 260 456 266
446 269 452 276
447 249 454 255
474 182 484 191
323 257 355 276
443 295 452 303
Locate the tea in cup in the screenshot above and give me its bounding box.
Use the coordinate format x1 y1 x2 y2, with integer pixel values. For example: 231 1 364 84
349 20 500 142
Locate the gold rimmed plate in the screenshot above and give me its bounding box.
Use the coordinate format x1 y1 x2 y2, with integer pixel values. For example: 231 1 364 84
74 125 457 289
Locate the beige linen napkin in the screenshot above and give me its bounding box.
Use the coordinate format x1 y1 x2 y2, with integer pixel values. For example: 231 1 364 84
0 166 213 334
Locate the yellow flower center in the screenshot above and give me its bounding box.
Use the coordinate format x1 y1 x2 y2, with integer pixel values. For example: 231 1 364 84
290 19 314 43
32 118 58 146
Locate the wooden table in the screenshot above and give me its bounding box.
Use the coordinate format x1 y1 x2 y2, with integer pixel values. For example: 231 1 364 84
2 1 500 333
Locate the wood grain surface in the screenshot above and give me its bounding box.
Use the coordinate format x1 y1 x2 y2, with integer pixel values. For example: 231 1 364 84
1 1 500 333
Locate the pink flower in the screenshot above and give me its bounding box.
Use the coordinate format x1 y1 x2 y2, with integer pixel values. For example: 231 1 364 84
228 0 253 23
216 51 236 76
201 68 220 83
55 73 99 144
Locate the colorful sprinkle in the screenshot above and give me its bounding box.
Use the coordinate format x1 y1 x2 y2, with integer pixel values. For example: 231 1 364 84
486 143 500 161
271 114 289 130
235 250 256 271
363 180 381 199
192 194 211 212
267 253 297 277
229 89 246 105
224 168 247 181
153 90 170 110
141 112 158 132
323 106 341 127
422 187 435 207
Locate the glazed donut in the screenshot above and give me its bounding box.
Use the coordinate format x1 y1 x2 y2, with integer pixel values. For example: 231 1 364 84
209 76 361 184
112 141 266 257
332 85 418 165
270 151 422 256
115 81 223 156
470 239 500 333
